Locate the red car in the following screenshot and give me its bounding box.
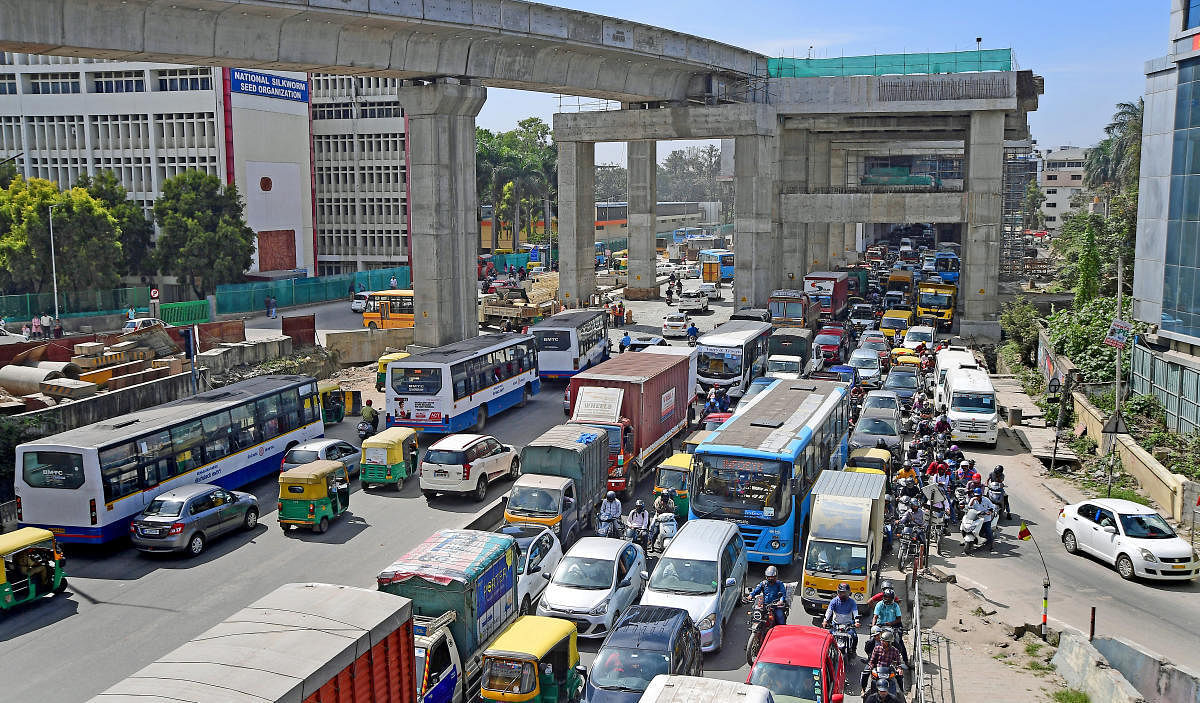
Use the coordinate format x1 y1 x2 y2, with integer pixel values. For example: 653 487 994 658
747 625 846 703
815 327 849 364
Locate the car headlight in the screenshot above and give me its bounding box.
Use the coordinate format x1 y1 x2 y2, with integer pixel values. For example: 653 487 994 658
1139 548 1157 563
951 420 959 428
590 601 609 616
804 587 817 598
696 613 717 630
550 522 560 534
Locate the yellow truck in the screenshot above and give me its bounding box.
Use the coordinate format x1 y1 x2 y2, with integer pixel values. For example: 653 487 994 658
799 470 887 615
917 282 957 331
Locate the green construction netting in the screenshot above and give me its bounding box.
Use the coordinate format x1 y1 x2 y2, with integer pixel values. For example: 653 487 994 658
769 49 1012 78
0 287 149 322
215 266 411 315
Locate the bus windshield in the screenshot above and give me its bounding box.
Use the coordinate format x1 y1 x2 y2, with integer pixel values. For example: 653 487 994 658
919 292 953 308
698 349 743 379
937 257 960 272
691 454 790 523
952 392 995 414
881 317 908 330
390 367 442 394
768 300 807 319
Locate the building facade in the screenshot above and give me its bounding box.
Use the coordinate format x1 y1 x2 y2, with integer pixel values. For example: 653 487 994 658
1037 146 1087 232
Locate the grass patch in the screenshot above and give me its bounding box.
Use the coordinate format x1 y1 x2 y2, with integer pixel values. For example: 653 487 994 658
1024 642 1044 656
1052 689 1090 703
1025 660 1055 673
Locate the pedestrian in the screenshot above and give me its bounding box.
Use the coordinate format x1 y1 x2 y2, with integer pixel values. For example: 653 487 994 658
127 305 135 321
21 323 30 338
53 319 63 338
270 296 278 318
617 302 625 327
40 312 51 339
389 275 398 289
30 315 41 339
265 296 272 319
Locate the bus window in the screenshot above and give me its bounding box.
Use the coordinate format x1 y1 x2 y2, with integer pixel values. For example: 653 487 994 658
392 367 443 395
100 443 140 502
278 389 300 432
23 450 86 490
202 411 232 461
256 395 281 440
230 402 261 448
138 430 173 484
170 420 205 475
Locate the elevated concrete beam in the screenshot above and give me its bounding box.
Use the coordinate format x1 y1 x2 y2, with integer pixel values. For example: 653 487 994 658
781 193 967 224
783 115 968 133
771 72 1020 115
553 103 778 143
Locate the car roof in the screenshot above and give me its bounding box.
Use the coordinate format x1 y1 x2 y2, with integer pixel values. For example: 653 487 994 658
849 348 876 358
907 325 935 334
428 433 487 450
155 483 219 500
663 519 735 560
497 524 549 544
1085 498 1157 514
606 606 692 649
757 626 833 666
567 536 627 559
290 439 344 452
864 390 900 401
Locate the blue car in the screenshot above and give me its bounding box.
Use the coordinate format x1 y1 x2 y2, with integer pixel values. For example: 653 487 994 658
584 606 704 703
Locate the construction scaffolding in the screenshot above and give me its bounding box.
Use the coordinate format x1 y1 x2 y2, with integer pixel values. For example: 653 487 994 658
1000 141 1047 281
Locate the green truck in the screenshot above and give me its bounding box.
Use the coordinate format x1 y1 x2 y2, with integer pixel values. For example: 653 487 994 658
505 424 609 545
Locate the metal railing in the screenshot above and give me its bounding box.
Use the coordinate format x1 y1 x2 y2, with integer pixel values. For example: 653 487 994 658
911 576 927 703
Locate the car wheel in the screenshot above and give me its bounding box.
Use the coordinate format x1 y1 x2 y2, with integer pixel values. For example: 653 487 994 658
316 516 329 534
474 474 489 502
423 489 437 500
521 596 532 616
243 508 259 531
186 533 206 557
509 457 520 480
1062 530 1078 554
1116 554 1136 581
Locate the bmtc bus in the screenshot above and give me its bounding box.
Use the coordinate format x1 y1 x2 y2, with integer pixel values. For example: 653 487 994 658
699 249 735 282
385 333 540 433
529 309 611 379
15 375 324 543
690 379 851 564
696 320 772 398
934 251 960 284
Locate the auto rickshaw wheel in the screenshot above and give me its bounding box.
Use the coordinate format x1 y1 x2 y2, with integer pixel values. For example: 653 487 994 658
392 477 403 492
54 576 68 594
315 517 329 534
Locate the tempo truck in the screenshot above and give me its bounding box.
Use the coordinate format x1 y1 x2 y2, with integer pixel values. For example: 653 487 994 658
803 272 850 320
377 529 519 703
799 471 887 615
506 424 609 543
565 353 692 497
89 582 416 703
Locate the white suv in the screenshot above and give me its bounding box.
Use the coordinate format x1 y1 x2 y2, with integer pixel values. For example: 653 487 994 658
420 434 519 502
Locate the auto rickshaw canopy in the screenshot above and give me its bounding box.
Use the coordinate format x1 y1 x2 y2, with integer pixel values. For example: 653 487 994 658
279 460 348 500
0 527 57 587
361 426 418 453
376 352 410 375
486 616 579 663
847 448 893 473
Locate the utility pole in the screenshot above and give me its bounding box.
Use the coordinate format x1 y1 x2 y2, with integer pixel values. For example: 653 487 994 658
48 204 61 321
1115 247 1123 423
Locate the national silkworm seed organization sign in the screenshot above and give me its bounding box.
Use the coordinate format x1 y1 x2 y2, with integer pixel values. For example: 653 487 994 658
229 69 308 102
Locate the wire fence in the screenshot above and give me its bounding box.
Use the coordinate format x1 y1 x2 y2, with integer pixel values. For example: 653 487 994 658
769 49 1012 78
0 286 150 322
214 266 411 315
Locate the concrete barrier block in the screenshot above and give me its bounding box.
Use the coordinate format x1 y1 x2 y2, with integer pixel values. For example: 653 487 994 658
73 342 105 356
277 335 294 356
217 343 244 367
39 378 99 400
1051 631 1146 703
196 348 232 373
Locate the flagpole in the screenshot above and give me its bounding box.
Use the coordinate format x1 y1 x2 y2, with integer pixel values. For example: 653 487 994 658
1020 522 1051 641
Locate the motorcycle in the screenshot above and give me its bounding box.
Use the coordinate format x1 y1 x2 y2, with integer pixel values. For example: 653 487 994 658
687 334 698 348
960 507 998 553
928 503 949 547
651 512 678 554
596 514 620 539
357 420 374 441
744 591 790 666
987 480 1011 520
831 622 856 659
866 664 905 699
623 515 651 552
896 524 918 571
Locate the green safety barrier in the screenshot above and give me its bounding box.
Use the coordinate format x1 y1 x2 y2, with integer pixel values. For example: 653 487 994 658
769 49 1012 78
215 266 411 315
160 300 210 326
0 286 149 322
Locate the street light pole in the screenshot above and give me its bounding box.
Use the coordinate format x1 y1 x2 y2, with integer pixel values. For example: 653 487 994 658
48 204 61 322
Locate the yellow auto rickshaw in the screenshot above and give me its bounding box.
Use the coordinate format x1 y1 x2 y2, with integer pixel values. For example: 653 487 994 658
0 527 67 612
893 354 923 375
481 616 584 703
653 452 691 521
375 351 410 392
846 447 895 477
278 460 350 534
318 380 346 424
360 427 418 491
889 348 913 367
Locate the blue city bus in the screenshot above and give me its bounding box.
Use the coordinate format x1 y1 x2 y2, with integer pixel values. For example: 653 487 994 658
690 378 851 565
934 251 960 284
699 249 735 282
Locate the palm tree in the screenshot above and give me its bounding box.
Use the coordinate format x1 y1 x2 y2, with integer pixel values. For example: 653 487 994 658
1084 138 1116 190
476 134 513 253
1105 98 1144 187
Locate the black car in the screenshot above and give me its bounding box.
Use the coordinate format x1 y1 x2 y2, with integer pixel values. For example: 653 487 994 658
585 606 703 703
883 366 922 408
730 307 772 323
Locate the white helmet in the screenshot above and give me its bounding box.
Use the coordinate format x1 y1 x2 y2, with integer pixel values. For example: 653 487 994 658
764 566 779 578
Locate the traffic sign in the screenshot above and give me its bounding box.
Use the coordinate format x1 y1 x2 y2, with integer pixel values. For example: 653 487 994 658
1103 319 1132 349
150 288 160 300
1102 413 1129 435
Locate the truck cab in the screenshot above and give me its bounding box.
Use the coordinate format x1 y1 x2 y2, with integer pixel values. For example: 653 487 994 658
799 472 886 615
416 612 466 703
505 474 584 546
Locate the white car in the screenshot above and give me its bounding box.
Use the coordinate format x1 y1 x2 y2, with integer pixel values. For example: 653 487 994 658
679 264 701 279
0 327 29 345
903 325 936 351
1056 498 1199 581
123 317 168 332
662 313 691 338
698 282 722 300
847 348 883 387
536 537 645 638
350 292 370 313
656 263 676 277
497 524 564 615
677 290 709 313
419 433 519 502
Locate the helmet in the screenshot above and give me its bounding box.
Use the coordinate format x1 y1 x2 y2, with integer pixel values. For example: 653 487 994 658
880 629 894 642
973 487 983 496
837 582 851 594
882 587 896 601
634 499 645 509
950 444 959 452
606 491 617 500
994 464 1005 474
871 625 882 635
880 579 894 591
765 566 779 578
876 678 891 691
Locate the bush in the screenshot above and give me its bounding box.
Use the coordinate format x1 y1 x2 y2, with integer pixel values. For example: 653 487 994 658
1124 393 1164 422
1046 297 1149 383
1069 435 1097 457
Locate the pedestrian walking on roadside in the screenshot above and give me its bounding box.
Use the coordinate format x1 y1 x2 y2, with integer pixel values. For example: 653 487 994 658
40 312 51 339
265 296 272 319
127 305 135 321
30 315 41 339
269 296 278 319
53 319 63 338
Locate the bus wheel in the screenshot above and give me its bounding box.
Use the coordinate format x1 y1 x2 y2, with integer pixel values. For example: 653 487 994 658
475 406 488 432
518 387 530 408
368 321 378 331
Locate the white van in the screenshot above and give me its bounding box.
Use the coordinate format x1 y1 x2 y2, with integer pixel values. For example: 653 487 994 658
944 367 999 446
640 675 776 703
639 519 748 653
934 346 978 407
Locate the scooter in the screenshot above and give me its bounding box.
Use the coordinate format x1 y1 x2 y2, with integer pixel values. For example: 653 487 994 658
960 507 998 553
596 515 620 539
866 664 905 699
651 512 678 553
831 622 856 659
987 480 1011 520
357 420 374 441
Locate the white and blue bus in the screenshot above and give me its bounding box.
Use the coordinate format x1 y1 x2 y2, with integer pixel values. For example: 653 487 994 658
385 333 540 433
696 320 773 398
690 379 851 565
529 309 610 380
15 375 324 544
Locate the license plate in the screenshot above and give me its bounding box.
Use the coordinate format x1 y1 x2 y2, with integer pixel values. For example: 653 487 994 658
434 470 449 478
141 528 161 536
1172 564 1186 569
967 434 979 439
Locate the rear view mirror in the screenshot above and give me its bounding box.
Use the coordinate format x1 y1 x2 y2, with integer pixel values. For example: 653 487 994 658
619 577 632 589
528 565 541 574
640 570 650 581
1103 525 1117 534
725 577 736 588
541 571 552 580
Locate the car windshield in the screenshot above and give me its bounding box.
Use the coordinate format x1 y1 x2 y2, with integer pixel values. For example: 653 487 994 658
1119 512 1176 539
506 486 559 516
767 359 801 374
649 557 718 594
742 381 773 402
590 647 671 692
666 315 687 324
862 341 889 352
863 396 899 412
886 373 919 390
552 556 614 590
907 330 934 343
951 392 995 414
805 539 868 577
852 306 874 317
143 498 185 517
857 418 898 436
849 355 877 369
698 349 743 379
284 449 320 464
769 300 809 319
881 317 908 330
814 334 841 346
748 662 820 702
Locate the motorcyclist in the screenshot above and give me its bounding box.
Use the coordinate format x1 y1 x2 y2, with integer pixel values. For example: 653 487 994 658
716 388 731 413
822 583 861 657
945 444 965 463
868 586 909 667
863 676 905 703
686 322 700 343
863 629 905 692
933 408 951 434
923 479 952 523
598 491 622 535
967 488 998 550
748 565 789 627
627 499 651 548
619 331 632 354
361 399 379 434
987 464 1012 517
653 489 674 515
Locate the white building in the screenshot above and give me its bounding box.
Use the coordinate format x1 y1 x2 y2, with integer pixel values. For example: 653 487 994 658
1037 145 1087 232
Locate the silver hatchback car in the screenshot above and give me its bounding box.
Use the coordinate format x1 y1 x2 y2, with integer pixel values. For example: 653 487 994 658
130 484 259 556
281 439 361 475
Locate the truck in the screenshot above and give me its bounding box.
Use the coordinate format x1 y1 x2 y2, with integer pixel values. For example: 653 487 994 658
767 289 823 332
639 344 700 406
916 282 957 330
565 352 692 497
803 271 850 320
799 471 887 615
506 424 609 542
377 529 519 703
478 287 557 329
89 582 416 703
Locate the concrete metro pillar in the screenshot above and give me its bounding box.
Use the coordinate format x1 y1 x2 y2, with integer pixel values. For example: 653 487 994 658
961 111 1004 342
779 128 810 284
829 148 847 266
400 80 486 348
807 136 831 272
733 133 781 308
558 140 596 307
624 140 658 299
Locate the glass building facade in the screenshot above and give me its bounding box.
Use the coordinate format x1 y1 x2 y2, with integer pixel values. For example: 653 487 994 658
1162 57 1200 338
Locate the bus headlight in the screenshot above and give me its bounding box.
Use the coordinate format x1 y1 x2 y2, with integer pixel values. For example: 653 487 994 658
770 539 782 550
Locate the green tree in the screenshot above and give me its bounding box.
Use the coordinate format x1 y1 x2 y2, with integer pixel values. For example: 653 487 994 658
1074 222 1101 307
1047 297 1147 382
0 176 122 294
0 161 17 189
1000 296 1041 366
153 171 255 298
1022 180 1046 231
75 170 155 277
1105 99 1144 188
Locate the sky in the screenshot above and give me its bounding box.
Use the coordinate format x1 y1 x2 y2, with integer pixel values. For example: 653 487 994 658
474 0 1167 165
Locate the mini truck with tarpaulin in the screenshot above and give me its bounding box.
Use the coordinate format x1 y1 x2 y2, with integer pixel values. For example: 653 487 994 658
378 529 520 703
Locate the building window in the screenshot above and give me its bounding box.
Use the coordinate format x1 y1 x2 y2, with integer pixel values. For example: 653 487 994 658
1070 174 1082 181
1045 188 1057 194
155 68 212 92
1045 174 1057 181
28 72 80 95
1045 216 1057 223
0 74 15 95
1188 0 1200 30
1045 202 1057 208
91 71 145 94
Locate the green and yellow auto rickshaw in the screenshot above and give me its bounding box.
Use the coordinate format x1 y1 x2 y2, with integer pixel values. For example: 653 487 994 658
277 460 350 534
653 452 691 521
359 427 418 491
847 447 896 479
375 351 410 392
481 616 584 703
0 527 67 612
318 380 346 424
